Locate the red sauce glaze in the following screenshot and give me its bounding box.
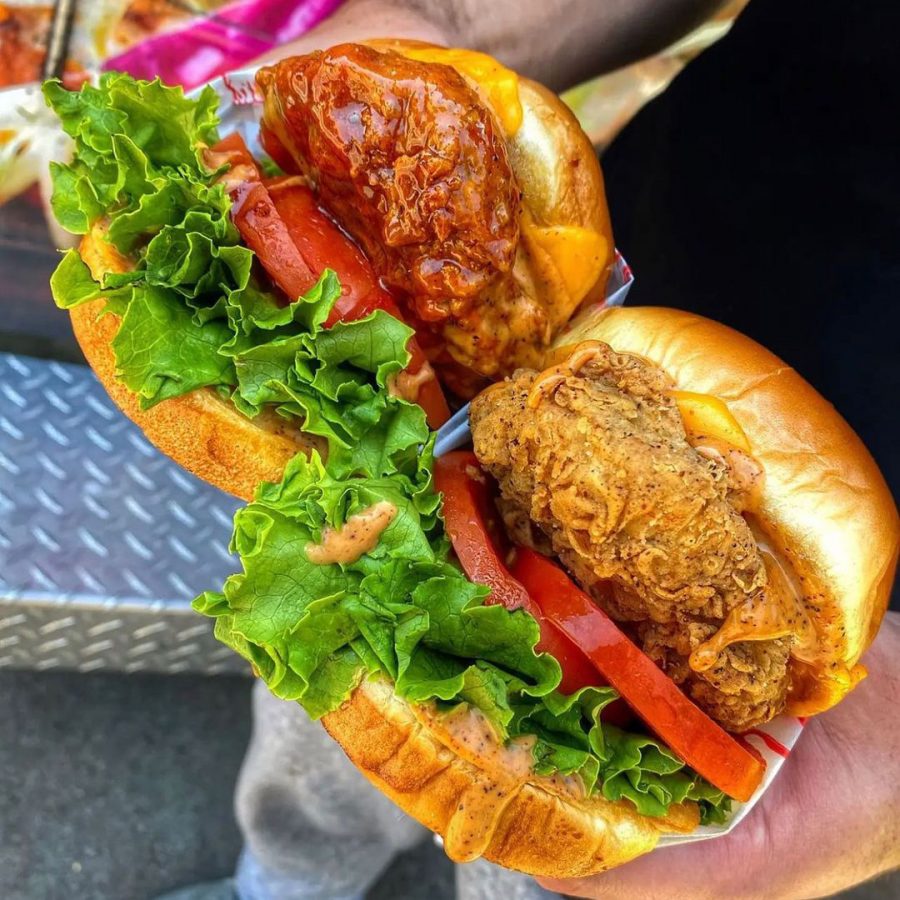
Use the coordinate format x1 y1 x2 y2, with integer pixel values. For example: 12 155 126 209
256 44 520 322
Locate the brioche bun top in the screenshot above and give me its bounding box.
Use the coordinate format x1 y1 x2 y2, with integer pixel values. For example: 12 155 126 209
555 304 899 715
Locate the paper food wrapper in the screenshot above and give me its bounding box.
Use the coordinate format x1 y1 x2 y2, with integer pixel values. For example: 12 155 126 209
659 716 805 846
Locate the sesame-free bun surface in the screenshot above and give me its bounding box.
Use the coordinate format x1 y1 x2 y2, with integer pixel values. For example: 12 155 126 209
72 224 315 502
322 678 695 878
556 305 899 714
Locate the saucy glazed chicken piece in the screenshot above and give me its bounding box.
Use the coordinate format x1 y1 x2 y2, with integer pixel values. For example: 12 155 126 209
470 343 792 731
257 44 520 323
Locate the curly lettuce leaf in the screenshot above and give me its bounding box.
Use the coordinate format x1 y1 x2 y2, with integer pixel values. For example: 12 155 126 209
194 452 731 823
43 74 219 235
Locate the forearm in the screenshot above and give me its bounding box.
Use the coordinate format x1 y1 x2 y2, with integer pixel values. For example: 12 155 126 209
261 0 726 89
402 0 728 89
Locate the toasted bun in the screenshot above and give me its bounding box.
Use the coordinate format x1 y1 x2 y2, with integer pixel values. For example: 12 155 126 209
72 223 317 503
555 305 899 715
322 678 695 877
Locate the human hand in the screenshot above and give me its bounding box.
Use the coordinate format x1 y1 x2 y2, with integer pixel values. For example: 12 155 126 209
538 611 900 900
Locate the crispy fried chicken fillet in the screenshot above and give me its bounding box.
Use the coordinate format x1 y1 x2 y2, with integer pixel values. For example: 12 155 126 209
257 41 614 385
472 307 899 732
471 343 789 731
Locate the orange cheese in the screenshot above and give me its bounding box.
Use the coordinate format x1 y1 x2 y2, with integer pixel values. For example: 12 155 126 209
401 47 523 137
525 225 609 306
671 390 751 452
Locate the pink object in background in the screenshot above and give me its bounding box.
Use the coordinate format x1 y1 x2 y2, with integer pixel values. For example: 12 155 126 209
102 0 343 90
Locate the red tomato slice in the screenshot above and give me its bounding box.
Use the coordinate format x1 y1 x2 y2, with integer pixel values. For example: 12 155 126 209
433 451 609 696
265 176 378 319
208 137 450 427
511 547 766 802
207 135 316 304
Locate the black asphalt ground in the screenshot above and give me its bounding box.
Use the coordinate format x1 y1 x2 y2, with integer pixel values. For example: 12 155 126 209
2 1 898 898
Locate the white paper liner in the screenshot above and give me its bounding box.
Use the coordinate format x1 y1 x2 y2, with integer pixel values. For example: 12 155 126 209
658 715 805 844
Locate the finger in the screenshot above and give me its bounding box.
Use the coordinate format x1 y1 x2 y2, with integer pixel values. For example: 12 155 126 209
536 815 771 900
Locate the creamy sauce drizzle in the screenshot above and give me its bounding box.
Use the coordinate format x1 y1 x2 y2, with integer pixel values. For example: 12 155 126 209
201 146 258 195
681 434 822 669
417 703 583 862
266 175 308 192
526 340 605 408
694 436 765 512
690 550 818 671
304 501 397 565
387 361 436 403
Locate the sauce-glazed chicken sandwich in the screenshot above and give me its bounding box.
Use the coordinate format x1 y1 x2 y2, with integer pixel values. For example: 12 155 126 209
49 39 614 500
44 41 897 879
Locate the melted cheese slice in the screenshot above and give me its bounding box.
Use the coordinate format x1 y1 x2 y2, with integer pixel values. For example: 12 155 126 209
401 47 523 136
526 224 609 306
671 390 752 452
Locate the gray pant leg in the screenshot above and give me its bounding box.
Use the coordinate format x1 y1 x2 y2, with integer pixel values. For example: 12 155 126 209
455 858 560 900
235 681 427 900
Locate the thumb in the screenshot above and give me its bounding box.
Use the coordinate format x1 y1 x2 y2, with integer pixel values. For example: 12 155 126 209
536 817 769 900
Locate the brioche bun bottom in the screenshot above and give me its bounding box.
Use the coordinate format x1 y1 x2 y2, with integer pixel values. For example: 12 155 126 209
73 227 316 503
322 678 695 877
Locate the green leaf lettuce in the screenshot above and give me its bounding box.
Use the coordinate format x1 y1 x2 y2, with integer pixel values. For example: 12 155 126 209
194 453 731 822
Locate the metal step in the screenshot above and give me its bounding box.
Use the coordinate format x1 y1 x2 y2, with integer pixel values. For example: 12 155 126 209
0 353 246 674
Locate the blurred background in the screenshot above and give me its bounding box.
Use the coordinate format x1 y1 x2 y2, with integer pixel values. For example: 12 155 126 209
0 0 897 897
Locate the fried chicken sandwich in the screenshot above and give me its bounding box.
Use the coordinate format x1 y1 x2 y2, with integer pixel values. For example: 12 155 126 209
43 43 897 878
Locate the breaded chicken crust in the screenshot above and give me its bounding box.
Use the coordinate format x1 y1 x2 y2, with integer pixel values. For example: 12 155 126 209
470 343 791 731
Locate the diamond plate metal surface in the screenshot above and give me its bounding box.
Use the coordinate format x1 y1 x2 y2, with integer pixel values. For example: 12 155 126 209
0 353 248 675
